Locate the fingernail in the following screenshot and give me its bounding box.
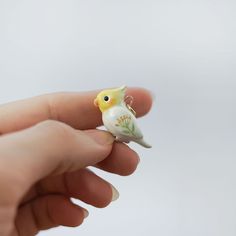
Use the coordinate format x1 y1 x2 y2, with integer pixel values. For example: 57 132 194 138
83 209 89 219
137 156 141 164
87 130 115 145
111 184 119 201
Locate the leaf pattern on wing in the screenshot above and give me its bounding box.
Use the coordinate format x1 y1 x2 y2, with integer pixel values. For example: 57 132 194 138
115 115 136 136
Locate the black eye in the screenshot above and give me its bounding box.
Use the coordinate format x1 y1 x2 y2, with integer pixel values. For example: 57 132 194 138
104 96 109 102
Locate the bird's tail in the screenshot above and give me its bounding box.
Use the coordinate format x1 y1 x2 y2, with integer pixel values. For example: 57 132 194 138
135 139 152 148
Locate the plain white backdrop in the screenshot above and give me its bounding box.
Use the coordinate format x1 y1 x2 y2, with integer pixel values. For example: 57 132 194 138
0 1 236 235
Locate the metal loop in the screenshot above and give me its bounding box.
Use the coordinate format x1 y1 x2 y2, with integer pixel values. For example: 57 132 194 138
124 95 136 116
124 95 134 107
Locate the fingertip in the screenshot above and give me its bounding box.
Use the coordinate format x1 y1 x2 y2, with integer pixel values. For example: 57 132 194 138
119 149 140 176
85 130 114 161
128 88 153 117
86 129 114 146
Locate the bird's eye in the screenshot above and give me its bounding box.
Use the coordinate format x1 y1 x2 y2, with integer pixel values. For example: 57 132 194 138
104 96 109 102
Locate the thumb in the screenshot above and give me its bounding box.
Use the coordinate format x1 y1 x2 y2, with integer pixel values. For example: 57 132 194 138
0 120 114 202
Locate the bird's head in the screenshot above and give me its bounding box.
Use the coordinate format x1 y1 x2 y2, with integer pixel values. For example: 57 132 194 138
94 86 127 112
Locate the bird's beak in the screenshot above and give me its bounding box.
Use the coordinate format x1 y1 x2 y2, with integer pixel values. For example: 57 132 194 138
94 98 98 107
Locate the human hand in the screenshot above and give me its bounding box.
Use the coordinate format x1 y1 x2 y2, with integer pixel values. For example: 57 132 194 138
0 88 152 236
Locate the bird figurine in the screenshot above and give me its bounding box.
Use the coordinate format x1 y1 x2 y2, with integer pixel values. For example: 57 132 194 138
94 86 152 148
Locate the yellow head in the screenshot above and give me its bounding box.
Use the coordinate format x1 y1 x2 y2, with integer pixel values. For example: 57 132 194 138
94 86 127 112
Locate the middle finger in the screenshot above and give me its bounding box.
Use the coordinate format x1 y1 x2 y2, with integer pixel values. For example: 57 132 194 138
95 142 140 176
21 141 140 205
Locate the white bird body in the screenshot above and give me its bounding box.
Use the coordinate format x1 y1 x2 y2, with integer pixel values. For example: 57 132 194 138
102 102 151 148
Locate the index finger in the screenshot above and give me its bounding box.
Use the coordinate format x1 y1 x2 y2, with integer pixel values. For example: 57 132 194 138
0 88 153 134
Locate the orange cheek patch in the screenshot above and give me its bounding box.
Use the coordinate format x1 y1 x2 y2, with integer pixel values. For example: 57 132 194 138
108 98 116 106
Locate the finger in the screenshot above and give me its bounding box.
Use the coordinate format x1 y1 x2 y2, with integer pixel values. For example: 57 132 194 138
0 88 152 134
95 142 140 176
14 195 88 235
21 143 138 205
36 168 119 208
0 121 114 204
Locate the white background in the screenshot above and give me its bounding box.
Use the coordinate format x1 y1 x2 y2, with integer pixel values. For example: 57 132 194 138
0 1 236 235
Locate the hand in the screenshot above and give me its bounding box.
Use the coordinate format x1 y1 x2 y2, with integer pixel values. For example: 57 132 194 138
0 88 152 236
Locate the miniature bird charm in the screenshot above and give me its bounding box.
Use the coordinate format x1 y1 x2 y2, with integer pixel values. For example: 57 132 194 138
94 86 152 148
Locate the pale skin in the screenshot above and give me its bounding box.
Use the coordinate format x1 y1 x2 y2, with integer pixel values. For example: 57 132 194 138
0 88 152 236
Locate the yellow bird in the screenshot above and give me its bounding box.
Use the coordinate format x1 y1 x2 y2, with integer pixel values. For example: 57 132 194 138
94 86 152 148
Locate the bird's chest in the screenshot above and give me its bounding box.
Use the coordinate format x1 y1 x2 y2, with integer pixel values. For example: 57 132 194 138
103 107 121 126
102 107 131 134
